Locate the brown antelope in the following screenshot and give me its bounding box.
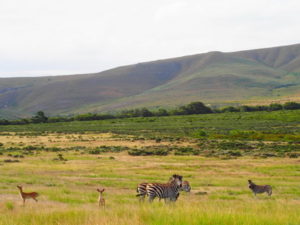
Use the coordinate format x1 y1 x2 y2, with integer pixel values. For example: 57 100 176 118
248 180 272 197
17 185 39 205
97 188 105 207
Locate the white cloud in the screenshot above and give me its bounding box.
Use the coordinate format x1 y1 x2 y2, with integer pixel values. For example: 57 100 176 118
0 0 299 77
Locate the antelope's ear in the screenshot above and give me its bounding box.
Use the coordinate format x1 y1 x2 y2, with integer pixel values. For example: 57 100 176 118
96 188 100 192
102 188 105 192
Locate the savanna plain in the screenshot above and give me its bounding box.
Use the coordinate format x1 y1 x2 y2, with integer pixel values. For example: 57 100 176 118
0 110 300 225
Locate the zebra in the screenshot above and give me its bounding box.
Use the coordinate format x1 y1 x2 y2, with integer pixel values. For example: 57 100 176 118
181 181 191 192
136 177 190 202
175 180 191 200
146 174 183 203
136 182 148 202
248 180 272 196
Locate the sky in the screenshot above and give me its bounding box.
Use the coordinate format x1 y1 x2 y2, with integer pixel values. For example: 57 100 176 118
0 0 300 77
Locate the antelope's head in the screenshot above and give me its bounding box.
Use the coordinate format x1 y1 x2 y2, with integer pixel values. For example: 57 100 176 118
97 188 105 194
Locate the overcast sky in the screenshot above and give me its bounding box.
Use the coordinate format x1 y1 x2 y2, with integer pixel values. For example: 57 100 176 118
0 0 299 77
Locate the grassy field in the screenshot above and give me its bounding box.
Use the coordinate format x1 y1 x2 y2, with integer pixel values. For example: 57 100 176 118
0 111 300 224
0 129 299 225
1 110 300 140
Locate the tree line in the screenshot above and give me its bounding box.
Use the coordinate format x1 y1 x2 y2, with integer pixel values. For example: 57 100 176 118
1 101 300 125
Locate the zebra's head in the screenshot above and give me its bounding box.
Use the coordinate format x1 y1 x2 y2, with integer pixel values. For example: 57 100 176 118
169 174 183 187
248 180 255 189
181 181 191 192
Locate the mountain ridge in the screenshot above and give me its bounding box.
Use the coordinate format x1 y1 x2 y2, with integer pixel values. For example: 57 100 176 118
1 43 300 119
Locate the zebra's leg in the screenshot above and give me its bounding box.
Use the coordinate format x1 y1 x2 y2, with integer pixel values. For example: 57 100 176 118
142 193 147 202
253 192 257 198
268 189 272 196
139 194 145 202
148 195 155 203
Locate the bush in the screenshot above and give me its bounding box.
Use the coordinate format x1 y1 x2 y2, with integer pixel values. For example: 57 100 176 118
194 130 207 138
128 147 170 156
3 159 20 163
53 154 67 161
286 152 300 158
5 201 14 210
174 147 200 155
269 103 283 111
283 102 300 110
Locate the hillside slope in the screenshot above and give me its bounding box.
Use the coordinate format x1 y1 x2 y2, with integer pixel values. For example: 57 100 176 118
1 43 300 118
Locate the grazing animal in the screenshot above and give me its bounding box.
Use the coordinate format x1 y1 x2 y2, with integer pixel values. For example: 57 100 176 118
136 182 148 202
181 181 191 192
175 180 192 200
97 188 105 207
136 177 190 202
16 185 39 205
146 174 183 203
248 180 272 196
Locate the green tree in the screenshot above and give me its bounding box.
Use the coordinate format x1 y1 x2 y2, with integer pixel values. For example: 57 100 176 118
283 102 300 110
31 111 48 123
156 108 169 116
184 102 212 114
269 103 283 111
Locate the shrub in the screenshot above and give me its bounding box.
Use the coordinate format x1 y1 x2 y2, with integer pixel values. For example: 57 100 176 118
128 147 170 156
5 201 14 210
269 103 283 111
3 159 20 163
283 102 300 110
53 154 67 161
286 152 300 158
23 145 39 150
174 147 200 155
194 130 208 138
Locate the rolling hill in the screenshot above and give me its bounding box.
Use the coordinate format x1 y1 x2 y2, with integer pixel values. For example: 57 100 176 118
1 43 300 119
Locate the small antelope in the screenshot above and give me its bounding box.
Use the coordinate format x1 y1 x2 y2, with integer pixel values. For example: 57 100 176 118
97 188 105 207
248 180 272 197
17 185 39 205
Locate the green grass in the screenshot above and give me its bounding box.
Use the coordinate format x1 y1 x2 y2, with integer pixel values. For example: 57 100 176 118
1 110 300 141
0 149 299 225
0 109 300 224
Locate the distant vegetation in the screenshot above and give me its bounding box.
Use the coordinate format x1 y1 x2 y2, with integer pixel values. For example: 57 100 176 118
1 101 300 126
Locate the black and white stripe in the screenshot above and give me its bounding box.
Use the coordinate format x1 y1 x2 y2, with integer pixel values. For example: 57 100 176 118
181 181 191 192
136 182 148 201
146 174 183 202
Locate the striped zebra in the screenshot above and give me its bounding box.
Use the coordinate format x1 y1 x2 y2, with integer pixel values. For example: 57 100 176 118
174 180 191 200
248 180 272 196
181 181 191 192
136 179 191 201
146 174 183 202
136 182 148 202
